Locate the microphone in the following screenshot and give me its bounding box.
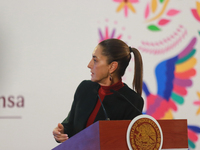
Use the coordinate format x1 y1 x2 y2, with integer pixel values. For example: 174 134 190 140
110 89 143 115
97 94 110 120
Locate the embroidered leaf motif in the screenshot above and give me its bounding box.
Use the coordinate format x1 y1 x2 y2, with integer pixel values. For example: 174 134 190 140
145 3 150 19
166 9 180 16
191 9 200 22
158 19 170 26
160 0 165 3
188 139 195 149
146 0 170 22
127 2 136 13
116 2 125 12
196 1 200 17
151 0 158 13
148 24 161 31
188 125 200 133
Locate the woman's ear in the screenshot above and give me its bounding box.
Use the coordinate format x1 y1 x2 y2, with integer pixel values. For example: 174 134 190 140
109 61 118 74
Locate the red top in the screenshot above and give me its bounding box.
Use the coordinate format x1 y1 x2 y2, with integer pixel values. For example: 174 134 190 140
86 79 124 127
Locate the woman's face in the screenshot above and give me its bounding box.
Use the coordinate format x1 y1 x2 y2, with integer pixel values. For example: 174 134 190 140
87 45 111 85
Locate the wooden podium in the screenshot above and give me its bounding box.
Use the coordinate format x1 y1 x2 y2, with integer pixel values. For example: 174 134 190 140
52 119 188 150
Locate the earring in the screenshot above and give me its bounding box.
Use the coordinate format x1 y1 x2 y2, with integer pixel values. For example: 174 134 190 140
109 74 112 81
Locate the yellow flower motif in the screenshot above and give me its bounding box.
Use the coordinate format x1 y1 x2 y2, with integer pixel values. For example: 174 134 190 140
114 0 138 17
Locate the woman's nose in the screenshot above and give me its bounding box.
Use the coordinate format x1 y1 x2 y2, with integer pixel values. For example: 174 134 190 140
87 59 92 68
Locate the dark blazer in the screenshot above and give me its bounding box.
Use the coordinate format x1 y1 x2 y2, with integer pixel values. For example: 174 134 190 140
62 80 144 138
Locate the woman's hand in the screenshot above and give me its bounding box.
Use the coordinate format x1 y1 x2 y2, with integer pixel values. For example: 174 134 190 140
53 123 69 143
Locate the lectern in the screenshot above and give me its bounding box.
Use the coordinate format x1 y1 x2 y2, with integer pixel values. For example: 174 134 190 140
52 119 188 150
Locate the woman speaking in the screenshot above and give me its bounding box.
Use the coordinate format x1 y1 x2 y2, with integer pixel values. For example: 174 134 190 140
53 38 144 143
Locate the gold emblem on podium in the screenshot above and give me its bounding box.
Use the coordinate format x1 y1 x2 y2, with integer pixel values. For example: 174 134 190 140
127 115 163 150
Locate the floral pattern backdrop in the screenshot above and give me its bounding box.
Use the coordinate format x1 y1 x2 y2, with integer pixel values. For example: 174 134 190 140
98 0 200 149
0 0 200 149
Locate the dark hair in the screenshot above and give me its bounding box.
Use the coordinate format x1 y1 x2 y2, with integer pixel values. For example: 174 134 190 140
99 39 143 96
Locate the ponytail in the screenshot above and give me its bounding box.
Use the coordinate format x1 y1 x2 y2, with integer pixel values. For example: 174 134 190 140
99 39 143 96
130 47 143 96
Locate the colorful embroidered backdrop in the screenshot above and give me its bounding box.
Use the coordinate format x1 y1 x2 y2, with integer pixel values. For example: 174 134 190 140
0 0 200 149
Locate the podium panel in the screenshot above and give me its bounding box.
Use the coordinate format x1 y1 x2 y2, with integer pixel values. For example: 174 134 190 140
52 119 188 150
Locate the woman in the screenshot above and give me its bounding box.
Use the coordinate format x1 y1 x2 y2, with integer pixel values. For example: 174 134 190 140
53 39 144 143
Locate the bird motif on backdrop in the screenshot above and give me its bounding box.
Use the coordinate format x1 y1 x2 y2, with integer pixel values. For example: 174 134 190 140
142 37 197 120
